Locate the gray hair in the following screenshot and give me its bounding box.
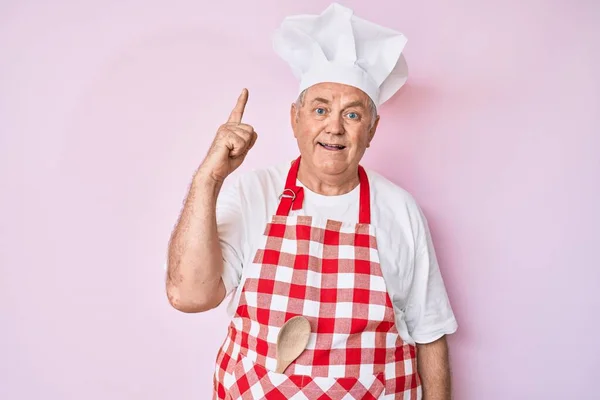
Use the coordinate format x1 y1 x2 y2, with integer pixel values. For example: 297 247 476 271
294 88 378 129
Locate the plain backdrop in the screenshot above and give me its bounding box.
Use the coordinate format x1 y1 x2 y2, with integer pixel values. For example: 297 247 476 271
1 0 599 399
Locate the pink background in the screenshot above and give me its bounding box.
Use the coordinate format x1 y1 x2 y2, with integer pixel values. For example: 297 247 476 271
1 0 599 399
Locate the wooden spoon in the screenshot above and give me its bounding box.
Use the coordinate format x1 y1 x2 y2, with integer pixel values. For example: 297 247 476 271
275 316 311 374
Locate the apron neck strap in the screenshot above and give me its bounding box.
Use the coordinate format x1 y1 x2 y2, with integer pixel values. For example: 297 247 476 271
275 156 371 224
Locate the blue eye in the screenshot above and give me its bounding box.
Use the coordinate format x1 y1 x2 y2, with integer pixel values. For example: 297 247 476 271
347 112 358 119
316 108 326 115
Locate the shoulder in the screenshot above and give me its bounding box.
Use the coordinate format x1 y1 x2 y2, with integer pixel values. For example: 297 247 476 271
363 167 429 243
218 161 290 215
364 167 422 215
224 162 289 195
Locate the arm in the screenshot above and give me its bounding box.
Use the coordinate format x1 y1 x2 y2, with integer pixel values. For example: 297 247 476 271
165 88 257 313
417 336 452 400
404 204 458 398
166 174 227 313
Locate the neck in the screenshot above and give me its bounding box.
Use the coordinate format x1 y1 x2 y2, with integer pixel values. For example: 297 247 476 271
296 162 360 196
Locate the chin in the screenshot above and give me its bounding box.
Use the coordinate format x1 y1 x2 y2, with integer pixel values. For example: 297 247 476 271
314 158 350 175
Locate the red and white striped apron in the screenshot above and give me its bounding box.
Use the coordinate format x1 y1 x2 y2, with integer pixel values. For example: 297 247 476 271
213 157 421 399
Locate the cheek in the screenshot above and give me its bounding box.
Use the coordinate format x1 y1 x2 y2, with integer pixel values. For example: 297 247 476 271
297 123 321 141
348 131 370 147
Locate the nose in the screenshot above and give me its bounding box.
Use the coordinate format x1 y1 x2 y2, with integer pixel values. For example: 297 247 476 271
325 113 344 135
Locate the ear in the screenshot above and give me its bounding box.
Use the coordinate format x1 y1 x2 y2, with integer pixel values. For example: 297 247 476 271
366 115 380 148
290 102 299 138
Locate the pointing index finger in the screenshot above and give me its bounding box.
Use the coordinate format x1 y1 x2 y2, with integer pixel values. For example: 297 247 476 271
228 88 249 123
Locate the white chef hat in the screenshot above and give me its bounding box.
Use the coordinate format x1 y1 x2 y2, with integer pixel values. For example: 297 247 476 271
272 2 408 107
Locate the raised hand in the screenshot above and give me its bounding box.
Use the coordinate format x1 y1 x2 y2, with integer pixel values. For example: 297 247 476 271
198 88 257 182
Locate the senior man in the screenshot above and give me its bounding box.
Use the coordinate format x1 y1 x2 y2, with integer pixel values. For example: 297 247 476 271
166 3 458 399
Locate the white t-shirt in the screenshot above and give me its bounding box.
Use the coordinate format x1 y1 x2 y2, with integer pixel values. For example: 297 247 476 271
216 161 458 345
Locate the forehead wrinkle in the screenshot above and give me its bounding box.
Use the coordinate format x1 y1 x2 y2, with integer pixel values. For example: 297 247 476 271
309 97 368 110
310 97 331 105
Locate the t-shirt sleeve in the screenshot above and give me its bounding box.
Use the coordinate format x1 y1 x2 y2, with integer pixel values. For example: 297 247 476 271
404 206 458 344
215 178 245 298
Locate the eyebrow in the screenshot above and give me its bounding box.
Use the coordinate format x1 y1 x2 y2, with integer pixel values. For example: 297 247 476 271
311 98 366 109
343 100 366 109
311 97 331 104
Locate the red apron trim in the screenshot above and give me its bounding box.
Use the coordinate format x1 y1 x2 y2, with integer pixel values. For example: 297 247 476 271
358 165 371 225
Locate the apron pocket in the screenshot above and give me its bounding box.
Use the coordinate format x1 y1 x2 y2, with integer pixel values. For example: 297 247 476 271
227 353 385 399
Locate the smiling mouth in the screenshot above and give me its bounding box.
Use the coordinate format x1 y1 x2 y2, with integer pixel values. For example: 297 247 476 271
318 142 346 151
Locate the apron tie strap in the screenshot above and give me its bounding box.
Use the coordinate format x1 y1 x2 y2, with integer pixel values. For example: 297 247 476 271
276 158 304 216
276 185 304 215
